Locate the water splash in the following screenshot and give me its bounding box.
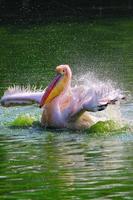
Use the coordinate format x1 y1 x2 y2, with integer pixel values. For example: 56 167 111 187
73 71 132 132
9 114 36 127
73 71 117 89
0 71 132 133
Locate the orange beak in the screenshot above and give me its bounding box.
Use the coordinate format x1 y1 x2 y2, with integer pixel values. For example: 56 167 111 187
40 73 63 108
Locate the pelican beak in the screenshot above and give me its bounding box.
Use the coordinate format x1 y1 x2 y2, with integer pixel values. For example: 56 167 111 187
40 73 63 108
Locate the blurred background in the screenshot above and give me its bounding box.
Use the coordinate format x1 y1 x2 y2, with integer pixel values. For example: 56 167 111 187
0 0 133 23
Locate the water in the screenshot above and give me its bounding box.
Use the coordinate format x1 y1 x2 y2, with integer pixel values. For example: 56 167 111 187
0 18 133 199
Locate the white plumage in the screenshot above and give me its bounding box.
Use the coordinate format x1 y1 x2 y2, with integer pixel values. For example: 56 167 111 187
1 85 44 107
0 65 125 129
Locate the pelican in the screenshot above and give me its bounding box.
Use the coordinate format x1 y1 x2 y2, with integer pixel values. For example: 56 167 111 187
0 65 125 129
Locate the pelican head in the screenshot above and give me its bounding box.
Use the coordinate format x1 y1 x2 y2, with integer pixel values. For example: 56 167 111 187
40 65 72 108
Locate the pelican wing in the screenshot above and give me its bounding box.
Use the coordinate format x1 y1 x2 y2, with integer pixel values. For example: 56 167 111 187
0 86 44 107
69 85 125 119
82 88 124 112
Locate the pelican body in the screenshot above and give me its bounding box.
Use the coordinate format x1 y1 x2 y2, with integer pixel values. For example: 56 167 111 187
0 65 125 130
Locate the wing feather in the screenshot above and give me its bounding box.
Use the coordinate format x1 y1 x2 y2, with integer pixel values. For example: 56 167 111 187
1 85 44 107
70 84 125 119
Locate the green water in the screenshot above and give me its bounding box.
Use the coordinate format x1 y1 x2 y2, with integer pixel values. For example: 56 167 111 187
0 18 133 199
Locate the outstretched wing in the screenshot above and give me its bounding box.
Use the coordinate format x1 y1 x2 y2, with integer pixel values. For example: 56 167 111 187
70 84 125 119
0 86 44 107
82 87 125 112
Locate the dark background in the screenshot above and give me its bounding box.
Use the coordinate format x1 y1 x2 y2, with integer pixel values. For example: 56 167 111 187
0 0 133 23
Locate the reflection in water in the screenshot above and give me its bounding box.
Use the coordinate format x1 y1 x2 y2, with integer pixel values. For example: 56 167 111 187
0 129 133 199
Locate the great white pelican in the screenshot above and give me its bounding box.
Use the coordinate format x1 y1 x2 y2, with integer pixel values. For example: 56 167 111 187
0 65 125 129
